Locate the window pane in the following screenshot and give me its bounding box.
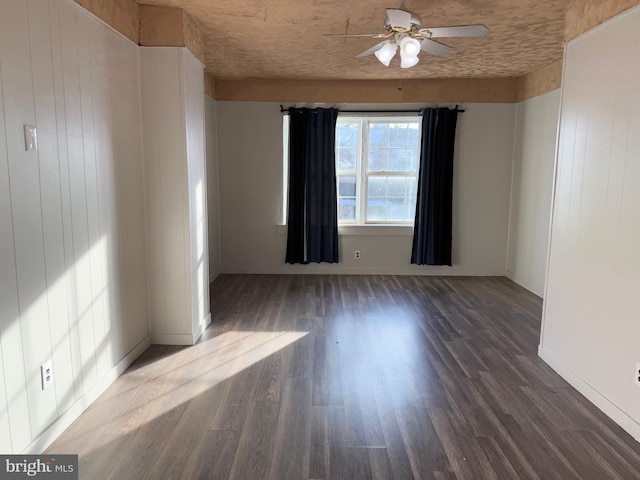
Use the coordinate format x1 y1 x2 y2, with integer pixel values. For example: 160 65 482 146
368 148 387 171
337 122 359 147
387 198 410 221
367 197 386 222
338 175 356 196
407 149 419 171
406 198 416 220
407 124 419 146
407 177 417 199
389 123 409 148
338 197 356 221
387 149 408 172
368 176 386 197
337 148 357 172
387 177 407 197
369 124 388 147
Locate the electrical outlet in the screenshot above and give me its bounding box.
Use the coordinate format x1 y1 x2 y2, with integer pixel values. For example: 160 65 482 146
41 361 53 390
355 250 361 259
635 363 640 387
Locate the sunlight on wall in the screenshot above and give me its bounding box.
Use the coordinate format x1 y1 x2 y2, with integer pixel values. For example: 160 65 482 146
195 179 206 329
4 234 113 446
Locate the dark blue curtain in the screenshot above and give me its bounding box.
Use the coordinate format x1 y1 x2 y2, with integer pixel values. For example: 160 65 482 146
411 107 459 266
285 108 339 264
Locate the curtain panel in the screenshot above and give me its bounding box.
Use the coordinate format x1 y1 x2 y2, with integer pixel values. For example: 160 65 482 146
411 107 459 266
285 108 339 264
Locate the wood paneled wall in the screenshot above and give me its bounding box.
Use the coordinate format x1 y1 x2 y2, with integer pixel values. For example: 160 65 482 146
141 48 210 345
541 4 640 440
0 0 149 453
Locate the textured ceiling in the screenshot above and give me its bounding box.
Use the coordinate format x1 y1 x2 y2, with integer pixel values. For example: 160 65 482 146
136 0 566 81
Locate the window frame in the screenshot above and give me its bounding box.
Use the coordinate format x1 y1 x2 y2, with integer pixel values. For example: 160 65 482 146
336 113 422 226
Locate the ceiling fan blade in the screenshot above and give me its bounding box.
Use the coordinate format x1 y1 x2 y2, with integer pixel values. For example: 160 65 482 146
356 41 387 58
420 38 453 57
322 32 390 38
386 8 412 30
419 24 489 38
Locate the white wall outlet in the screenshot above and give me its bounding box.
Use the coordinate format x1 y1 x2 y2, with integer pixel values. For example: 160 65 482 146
355 250 361 259
41 360 53 390
24 125 38 151
635 363 640 387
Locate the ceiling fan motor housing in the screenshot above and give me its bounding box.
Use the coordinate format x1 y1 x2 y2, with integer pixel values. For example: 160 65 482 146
384 8 421 31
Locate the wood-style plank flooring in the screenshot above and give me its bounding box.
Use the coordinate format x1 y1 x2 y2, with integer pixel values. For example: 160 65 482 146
47 275 640 479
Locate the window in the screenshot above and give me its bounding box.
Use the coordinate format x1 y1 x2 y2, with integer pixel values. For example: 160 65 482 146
336 116 421 225
281 113 421 227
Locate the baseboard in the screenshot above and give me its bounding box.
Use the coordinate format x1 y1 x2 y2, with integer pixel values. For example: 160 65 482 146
221 266 508 276
505 271 544 297
538 345 640 442
193 313 211 344
23 335 151 454
150 333 195 345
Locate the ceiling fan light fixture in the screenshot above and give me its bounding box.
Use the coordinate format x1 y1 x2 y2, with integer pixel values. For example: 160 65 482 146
374 42 397 66
399 36 421 59
400 55 420 69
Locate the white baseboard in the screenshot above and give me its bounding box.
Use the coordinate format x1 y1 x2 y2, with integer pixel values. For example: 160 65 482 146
151 313 212 346
538 345 640 442
23 335 151 454
150 333 195 345
505 270 544 297
221 266 508 276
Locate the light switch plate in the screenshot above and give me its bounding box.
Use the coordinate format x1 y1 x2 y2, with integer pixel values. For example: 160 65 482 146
24 124 37 151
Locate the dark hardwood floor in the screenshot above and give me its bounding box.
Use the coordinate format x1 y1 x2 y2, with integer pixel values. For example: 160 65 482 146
47 275 640 479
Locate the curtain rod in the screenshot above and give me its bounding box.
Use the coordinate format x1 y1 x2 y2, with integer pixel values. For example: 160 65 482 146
280 105 466 114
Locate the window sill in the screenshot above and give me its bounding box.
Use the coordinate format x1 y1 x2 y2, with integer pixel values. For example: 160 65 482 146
276 224 413 237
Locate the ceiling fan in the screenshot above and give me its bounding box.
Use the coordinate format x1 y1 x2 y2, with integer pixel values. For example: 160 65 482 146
323 5 489 68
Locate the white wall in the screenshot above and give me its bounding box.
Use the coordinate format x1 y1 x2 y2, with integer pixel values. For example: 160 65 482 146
141 47 210 345
507 90 560 296
540 5 640 441
0 0 149 454
216 102 516 275
205 96 221 281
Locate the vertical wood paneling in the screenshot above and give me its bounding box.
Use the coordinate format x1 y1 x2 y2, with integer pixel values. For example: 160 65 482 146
0 339 12 452
27 0 75 421
139 50 164 342
542 4 640 435
507 90 560 296
89 19 118 372
59 0 98 393
76 7 109 381
49 0 83 405
0 0 55 441
141 48 190 340
183 50 208 335
110 32 147 356
0 26 32 453
0 0 149 453
142 47 208 344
